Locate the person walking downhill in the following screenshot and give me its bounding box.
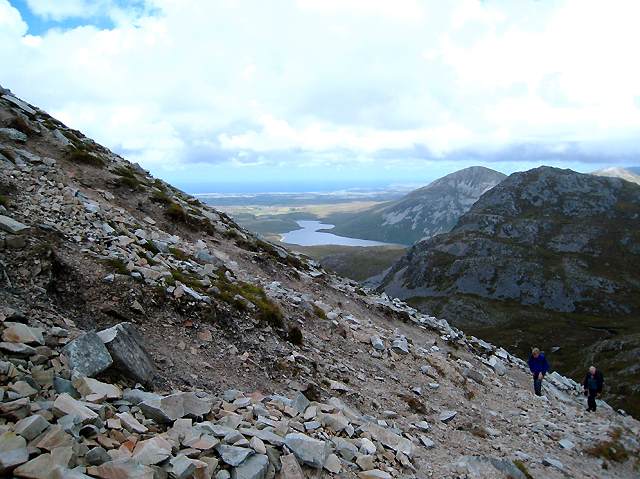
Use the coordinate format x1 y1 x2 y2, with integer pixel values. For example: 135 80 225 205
584 366 604 412
528 348 550 396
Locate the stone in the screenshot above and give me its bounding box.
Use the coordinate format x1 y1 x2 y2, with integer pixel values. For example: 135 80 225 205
559 439 575 450
216 445 254 467
85 446 111 466
360 423 415 456
489 356 507 376
323 453 341 474
8 380 38 400
543 457 564 470
359 438 377 455
72 377 122 400
0 128 27 142
356 455 376 471
321 412 349 432
61 332 113 378
371 336 385 350
31 369 54 390
358 470 392 479
284 433 327 469
12 415 50 441
87 458 155 479
462 368 484 384
13 453 54 479
52 393 99 424
116 412 148 434
5 234 27 249
249 436 266 455
132 436 172 465
2 322 43 344
231 453 269 479
53 378 80 398
0 342 37 355
291 393 310 415
0 447 30 475
50 466 93 479
139 392 211 423
391 338 409 355
238 428 285 447
164 454 197 479
420 435 436 449
32 425 75 451
97 322 157 385
0 431 27 452
439 410 457 422
279 454 305 479
50 445 78 468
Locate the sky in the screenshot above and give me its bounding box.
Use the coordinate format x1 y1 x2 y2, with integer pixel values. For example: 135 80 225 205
2 0 640 193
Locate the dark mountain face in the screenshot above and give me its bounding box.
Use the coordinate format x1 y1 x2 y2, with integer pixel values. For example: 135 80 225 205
325 166 507 245
379 166 640 416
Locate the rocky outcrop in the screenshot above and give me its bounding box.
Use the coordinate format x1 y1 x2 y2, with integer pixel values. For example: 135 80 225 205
379 166 640 416
328 166 507 245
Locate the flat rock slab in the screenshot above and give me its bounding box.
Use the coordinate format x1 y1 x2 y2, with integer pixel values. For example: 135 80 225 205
439 411 457 422
284 433 328 469
0 447 30 475
87 458 155 479
2 323 44 345
216 445 254 467
0 215 30 235
52 393 99 424
231 453 269 479
279 454 305 479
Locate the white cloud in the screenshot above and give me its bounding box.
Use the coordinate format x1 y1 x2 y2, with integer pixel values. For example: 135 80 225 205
1 0 640 191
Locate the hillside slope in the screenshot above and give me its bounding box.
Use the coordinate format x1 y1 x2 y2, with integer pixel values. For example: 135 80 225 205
0 87 638 478
326 166 506 245
379 166 640 418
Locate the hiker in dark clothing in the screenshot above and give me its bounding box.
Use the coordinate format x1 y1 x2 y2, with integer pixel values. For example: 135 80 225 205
528 348 550 396
583 366 604 412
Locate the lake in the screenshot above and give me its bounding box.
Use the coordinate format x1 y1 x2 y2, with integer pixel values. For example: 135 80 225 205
280 220 396 247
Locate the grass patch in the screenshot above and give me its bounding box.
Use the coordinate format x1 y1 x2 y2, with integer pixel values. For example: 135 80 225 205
514 461 534 479
313 304 328 320
8 117 35 137
166 203 188 223
168 247 188 261
151 190 173 205
0 149 15 163
0 195 9 208
67 147 104 167
584 428 632 464
470 426 487 438
141 241 159 255
396 393 428 414
287 327 303 345
105 259 129 275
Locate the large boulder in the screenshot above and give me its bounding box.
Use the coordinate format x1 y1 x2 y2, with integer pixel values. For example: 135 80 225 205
61 332 112 378
97 322 157 385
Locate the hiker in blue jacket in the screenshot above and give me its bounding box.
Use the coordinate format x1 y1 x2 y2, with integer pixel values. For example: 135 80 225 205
528 348 550 396
583 366 604 412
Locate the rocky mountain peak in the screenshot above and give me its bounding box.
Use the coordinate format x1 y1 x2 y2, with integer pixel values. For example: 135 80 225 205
589 166 640 185
0 86 639 478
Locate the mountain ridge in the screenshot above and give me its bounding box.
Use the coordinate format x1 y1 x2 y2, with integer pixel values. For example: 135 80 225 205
379 166 640 418
324 166 507 245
